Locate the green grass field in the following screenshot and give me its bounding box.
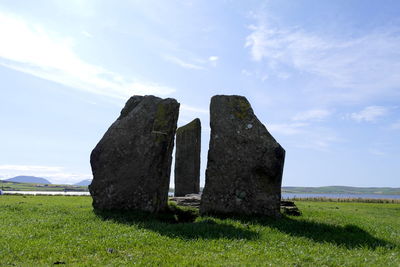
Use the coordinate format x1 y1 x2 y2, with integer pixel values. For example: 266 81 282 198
1 196 399 266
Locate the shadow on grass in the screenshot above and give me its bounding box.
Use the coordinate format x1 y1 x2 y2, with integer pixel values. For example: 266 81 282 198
94 206 259 240
94 206 394 249
218 214 394 250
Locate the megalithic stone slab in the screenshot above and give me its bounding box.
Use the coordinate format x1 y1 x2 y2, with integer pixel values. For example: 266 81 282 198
200 95 285 217
174 118 201 197
89 95 180 213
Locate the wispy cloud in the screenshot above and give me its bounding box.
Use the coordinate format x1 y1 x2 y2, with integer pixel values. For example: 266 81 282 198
349 106 388 122
268 108 336 150
292 109 331 121
268 122 340 151
245 16 400 103
0 165 91 184
367 141 396 156
163 54 220 70
0 12 175 99
369 148 386 156
163 55 205 70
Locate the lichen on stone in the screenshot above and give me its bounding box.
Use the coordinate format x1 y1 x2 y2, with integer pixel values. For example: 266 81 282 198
231 97 251 120
153 103 168 131
152 103 171 143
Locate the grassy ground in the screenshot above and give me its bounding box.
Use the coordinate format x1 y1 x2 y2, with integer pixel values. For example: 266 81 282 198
1 196 399 266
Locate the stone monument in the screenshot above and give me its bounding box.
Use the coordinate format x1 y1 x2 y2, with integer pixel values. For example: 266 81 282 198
200 95 285 217
174 118 201 196
89 95 179 213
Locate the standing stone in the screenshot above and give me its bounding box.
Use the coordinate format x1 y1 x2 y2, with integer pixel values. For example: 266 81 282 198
89 95 180 213
200 95 285 217
174 118 201 196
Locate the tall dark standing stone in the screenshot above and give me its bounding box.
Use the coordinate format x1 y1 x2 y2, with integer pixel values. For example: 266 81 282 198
200 95 285 217
174 118 201 196
89 95 180 213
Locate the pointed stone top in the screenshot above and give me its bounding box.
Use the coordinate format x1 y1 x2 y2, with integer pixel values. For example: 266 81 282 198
177 118 201 134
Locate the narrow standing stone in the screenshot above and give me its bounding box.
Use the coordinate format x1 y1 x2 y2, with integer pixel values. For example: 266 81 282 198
89 95 180 213
200 95 285 217
174 118 201 196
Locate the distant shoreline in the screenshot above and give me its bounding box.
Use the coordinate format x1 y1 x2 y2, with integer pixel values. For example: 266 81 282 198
282 186 400 195
3 191 400 201
2 181 399 196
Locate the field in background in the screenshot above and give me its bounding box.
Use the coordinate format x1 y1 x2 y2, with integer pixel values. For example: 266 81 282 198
282 186 400 195
0 181 88 192
288 196 400 204
3 181 400 196
0 195 399 266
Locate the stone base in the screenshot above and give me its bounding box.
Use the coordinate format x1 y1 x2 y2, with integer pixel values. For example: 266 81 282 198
170 195 301 216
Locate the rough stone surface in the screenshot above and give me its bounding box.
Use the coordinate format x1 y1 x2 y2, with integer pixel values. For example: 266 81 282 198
200 95 285 217
170 196 299 215
174 118 201 196
170 194 201 208
89 95 180 213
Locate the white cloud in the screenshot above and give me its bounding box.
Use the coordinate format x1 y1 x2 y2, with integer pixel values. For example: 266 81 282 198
208 56 219 67
292 109 331 121
0 12 175 99
209 56 218 61
0 165 91 184
245 16 400 103
163 54 220 69
163 55 205 70
349 106 388 122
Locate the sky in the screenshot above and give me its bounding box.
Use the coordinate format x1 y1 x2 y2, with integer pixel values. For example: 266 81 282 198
0 0 399 187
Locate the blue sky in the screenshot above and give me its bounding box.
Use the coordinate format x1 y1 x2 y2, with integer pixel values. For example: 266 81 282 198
0 0 399 187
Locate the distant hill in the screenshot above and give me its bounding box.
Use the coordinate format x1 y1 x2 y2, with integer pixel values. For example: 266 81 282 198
4 176 51 184
282 186 400 195
74 179 92 186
